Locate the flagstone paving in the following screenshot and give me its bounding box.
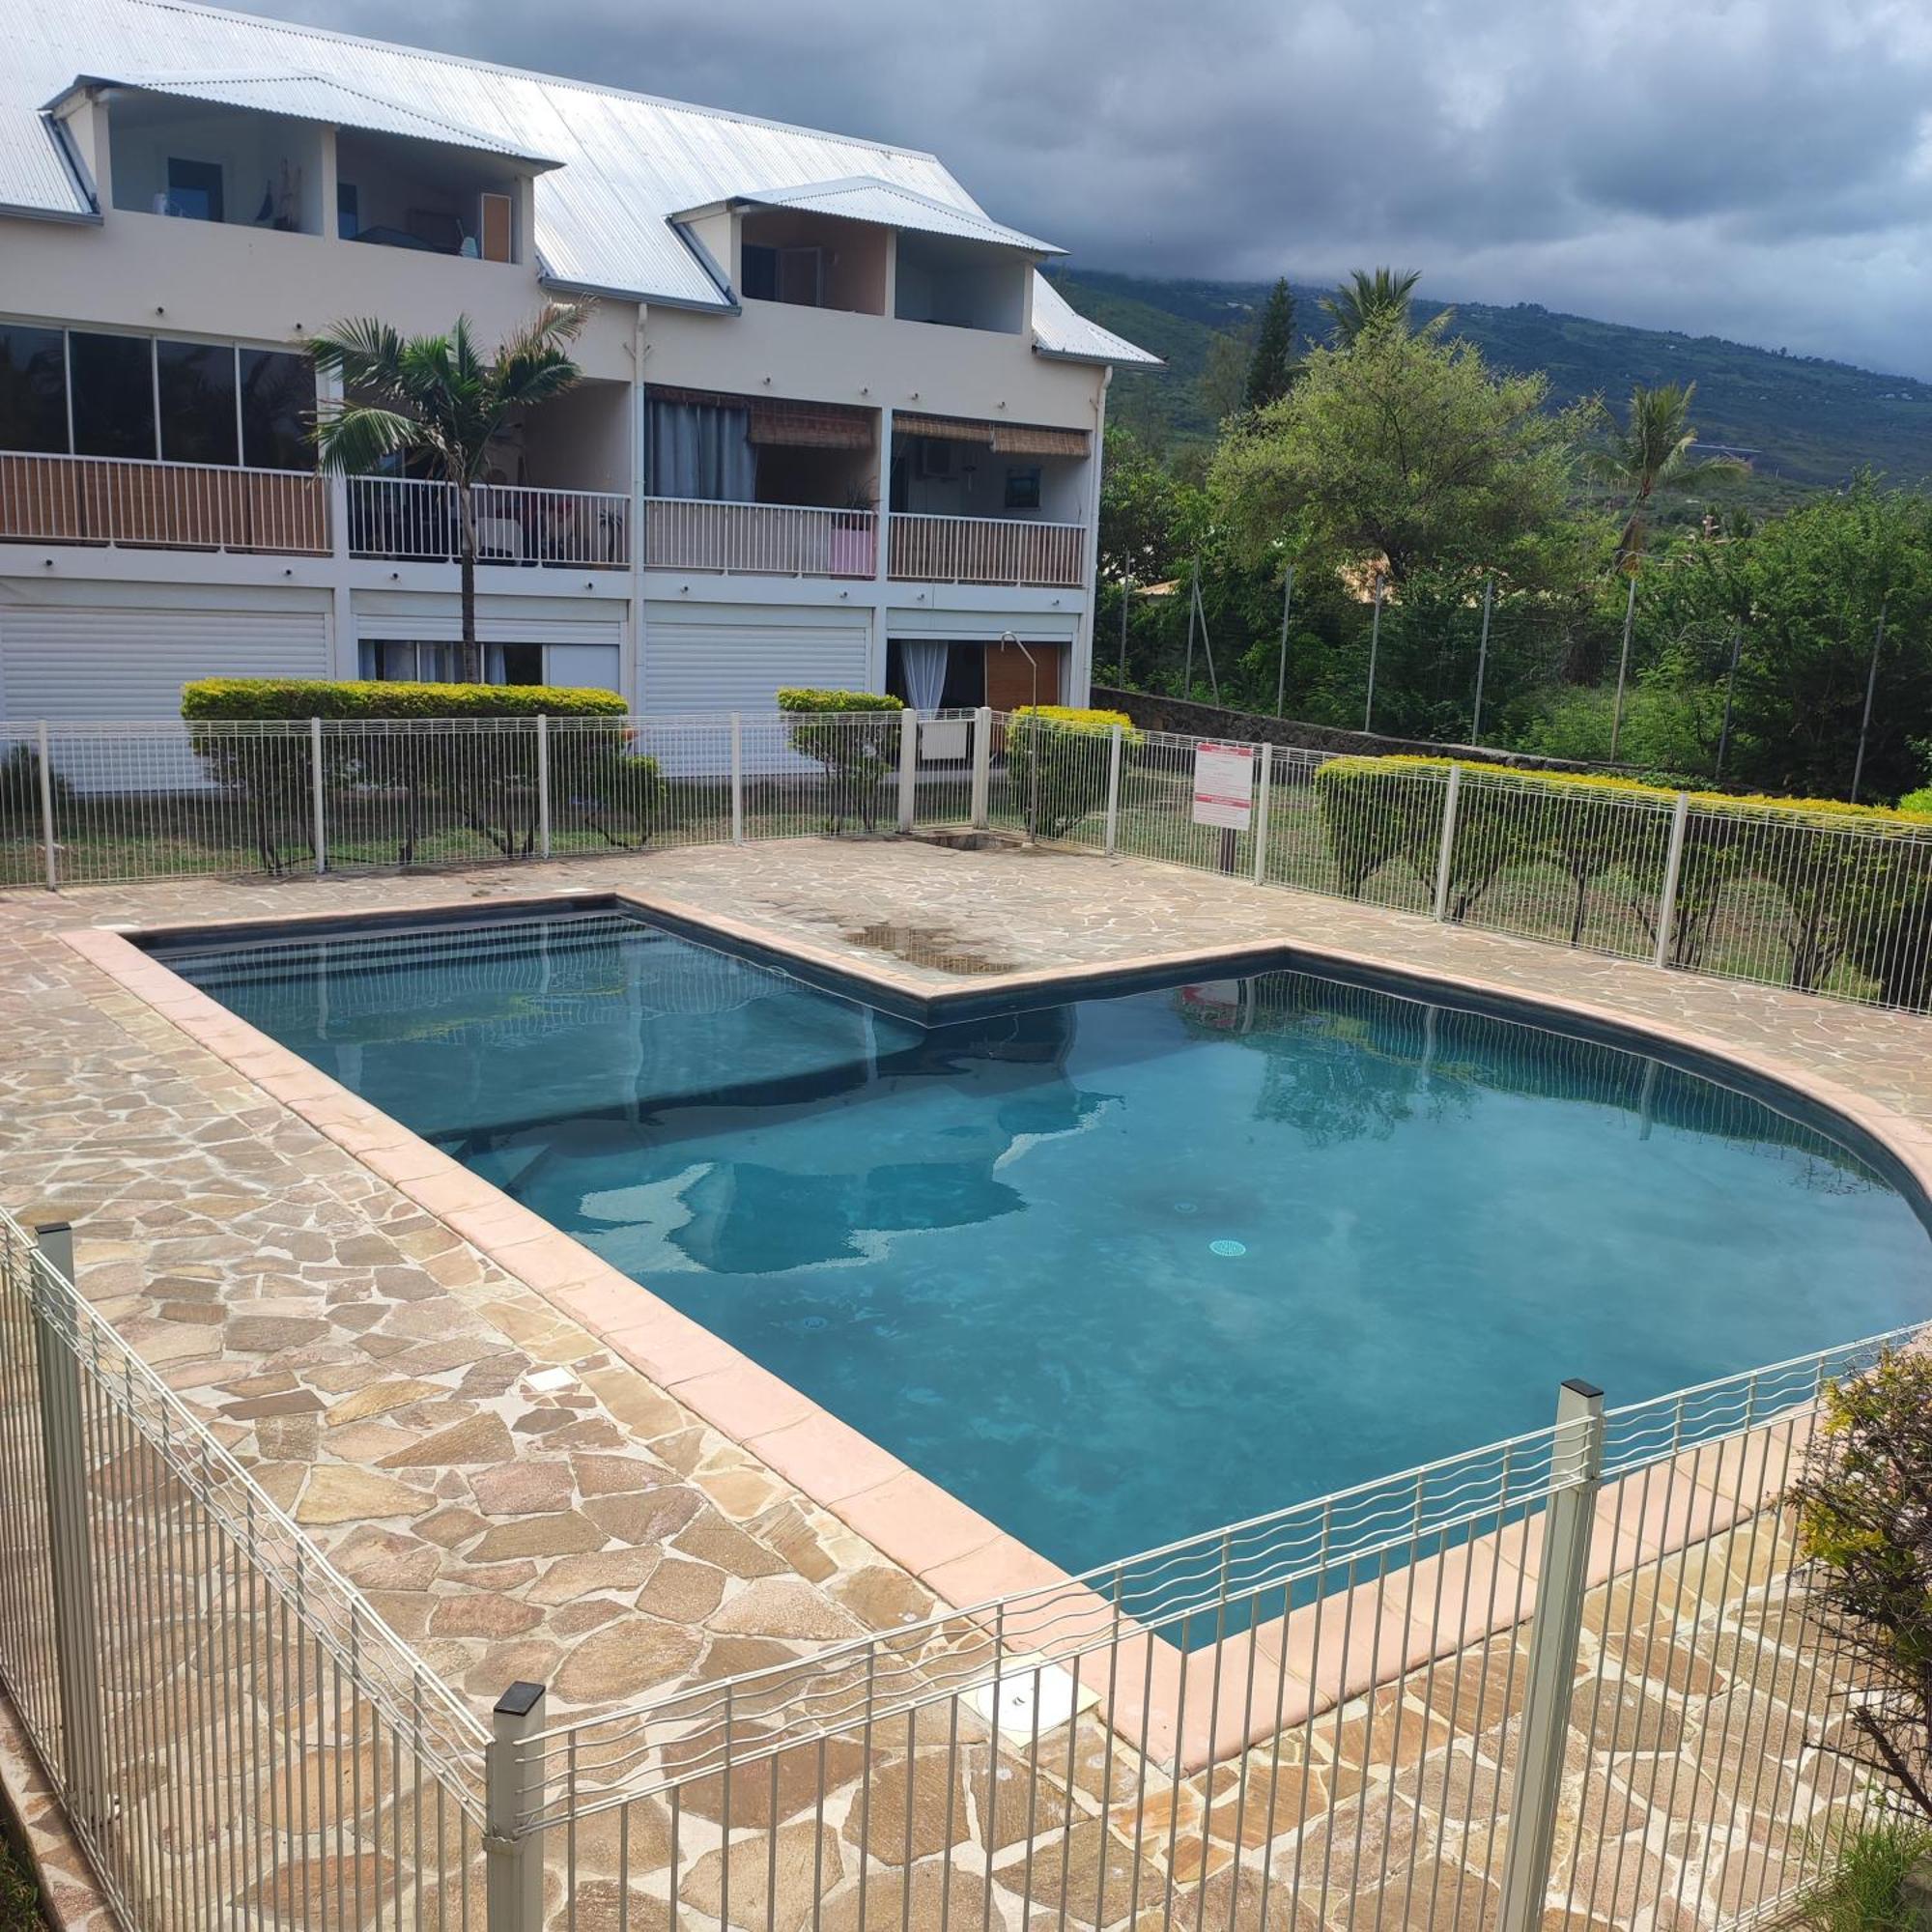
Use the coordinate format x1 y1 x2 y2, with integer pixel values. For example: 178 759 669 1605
0 837 1925 1930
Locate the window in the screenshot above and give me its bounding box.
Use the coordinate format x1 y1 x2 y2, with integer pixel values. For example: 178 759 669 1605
156 338 239 465
336 183 359 240
0 324 67 454
1004 467 1042 511
165 156 224 223
69 332 155 459
0 329 316 468
240 350 313 469
741 243 778 301
358 639 546 686
494 643 544 685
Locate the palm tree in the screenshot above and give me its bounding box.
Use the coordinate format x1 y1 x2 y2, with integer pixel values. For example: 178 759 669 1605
310 305 589 681
1586 381 1747 567
1320 268 1445 346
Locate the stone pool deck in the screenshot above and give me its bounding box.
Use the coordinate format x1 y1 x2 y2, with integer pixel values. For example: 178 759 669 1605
2 837 1929 1927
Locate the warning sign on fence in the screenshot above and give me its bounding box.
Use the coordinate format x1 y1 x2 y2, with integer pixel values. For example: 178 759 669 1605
1191 742 1255 831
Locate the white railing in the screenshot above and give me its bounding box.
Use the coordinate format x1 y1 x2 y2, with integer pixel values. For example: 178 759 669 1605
0 451 329 554
888 508 1086 585
346 477 630 567
6 709 1932 1017
642 497 877 577
0 1206 492 1932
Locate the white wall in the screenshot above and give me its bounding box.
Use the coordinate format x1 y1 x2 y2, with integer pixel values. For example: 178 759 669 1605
109 101 324 233
893 235 1027 335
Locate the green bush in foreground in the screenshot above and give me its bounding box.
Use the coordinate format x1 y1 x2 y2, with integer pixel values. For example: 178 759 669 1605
1313 754 1932 1004
0 1833 37 1932
777 687 903 833
1006 706 1139 839
1803 1818 1932 1931
181 678 654 868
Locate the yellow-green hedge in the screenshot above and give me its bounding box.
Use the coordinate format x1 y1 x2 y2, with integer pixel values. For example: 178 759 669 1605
182 677 626 720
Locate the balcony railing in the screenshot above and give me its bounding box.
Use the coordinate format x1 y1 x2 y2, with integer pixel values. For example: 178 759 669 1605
643 497 877 577
888 511 1085 587
346 477 630 568
0 452 329 554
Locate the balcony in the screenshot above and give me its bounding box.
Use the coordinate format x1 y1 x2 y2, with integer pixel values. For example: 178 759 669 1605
888 512 1084 588
346 478 629 568
0 453 329 554
643 498 877 577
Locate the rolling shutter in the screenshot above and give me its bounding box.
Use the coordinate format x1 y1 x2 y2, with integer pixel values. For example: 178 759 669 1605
641 611 870 715
0 606 328 721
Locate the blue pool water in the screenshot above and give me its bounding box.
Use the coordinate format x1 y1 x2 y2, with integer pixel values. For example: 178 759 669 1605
162 909 1932 1578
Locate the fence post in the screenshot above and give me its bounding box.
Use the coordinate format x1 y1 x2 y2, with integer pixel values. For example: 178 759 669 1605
535 715 552 861
34 720 59 892
969 707 992 830
1652 792 1690 971
308 717 327 875
729 714 746 843
1432 763 1463 922
1250 743 1273 884
1103 724 1122 858
1497 1378 1606 1932
896 705 919 834
486 1681 547 1932
29 1223 107 1834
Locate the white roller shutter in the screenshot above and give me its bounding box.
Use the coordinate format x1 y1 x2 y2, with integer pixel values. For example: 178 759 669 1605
1 608 328 721
642 612 870 716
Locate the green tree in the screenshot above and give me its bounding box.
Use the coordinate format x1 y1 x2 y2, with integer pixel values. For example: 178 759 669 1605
311 304 589 681
1243 278 1299 410
1198 327 1255 425
1209 313 1586 587
1319 268 1442 346
1585 381 1747 566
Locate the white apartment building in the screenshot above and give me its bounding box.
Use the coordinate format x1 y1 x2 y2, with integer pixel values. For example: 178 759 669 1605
0 0 1157 724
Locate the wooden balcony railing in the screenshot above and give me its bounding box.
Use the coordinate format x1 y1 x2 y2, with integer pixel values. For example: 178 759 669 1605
0 452 329 554
887 512 1085 588
643 498 877 578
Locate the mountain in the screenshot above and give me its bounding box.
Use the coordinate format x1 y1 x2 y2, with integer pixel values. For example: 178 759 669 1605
1047 268 1932 492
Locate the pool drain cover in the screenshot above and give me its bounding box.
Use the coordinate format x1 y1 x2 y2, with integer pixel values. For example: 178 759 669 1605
1210 1238 1247 1257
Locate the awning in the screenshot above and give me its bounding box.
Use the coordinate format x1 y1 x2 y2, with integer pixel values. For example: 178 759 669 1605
895 412 993 444
647 386 873 450
992 422 1089 458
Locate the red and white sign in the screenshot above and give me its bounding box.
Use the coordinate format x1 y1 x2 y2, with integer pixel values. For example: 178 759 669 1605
1191 742 1256 830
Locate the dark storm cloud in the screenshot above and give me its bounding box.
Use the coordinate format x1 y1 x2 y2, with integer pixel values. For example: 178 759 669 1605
239 0 1932 376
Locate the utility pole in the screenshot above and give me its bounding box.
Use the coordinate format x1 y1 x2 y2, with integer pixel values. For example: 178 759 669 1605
1714 624 1743 781
1274 563 1295 718
1116 573 1131 686
1363 573 1385 734
1608 569 1637 763
1470 575 1494 745
1849 594 1889 805
1183 557 1198 698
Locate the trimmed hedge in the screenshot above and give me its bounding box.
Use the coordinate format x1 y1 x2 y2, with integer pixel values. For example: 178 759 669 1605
180 678 653 870
1007 706 1139 839
182 677 627 720
1313 753 1932 1005
777 687 902 833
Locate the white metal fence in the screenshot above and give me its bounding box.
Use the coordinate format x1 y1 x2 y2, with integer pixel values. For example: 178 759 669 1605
346 478 630 567
0 1194 1909 1932
0 1206 496 1932
643 498 878 578
5 708 1931 1014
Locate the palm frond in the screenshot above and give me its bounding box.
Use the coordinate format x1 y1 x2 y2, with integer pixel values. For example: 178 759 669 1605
311 403 424 473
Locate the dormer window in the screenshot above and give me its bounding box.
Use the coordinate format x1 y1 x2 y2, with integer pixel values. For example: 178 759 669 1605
741 243 824 307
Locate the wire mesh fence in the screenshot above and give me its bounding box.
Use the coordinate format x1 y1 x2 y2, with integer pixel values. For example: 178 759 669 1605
6 707 1931 1014
0 1207 490 1932
0 1204 1917 1931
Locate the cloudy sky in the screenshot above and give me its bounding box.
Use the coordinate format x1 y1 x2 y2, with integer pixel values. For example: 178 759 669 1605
239 0 1932 379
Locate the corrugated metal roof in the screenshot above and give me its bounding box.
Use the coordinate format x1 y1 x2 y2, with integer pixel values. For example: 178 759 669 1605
2 0 1158 363
48 70 561 163
722 175 1063 255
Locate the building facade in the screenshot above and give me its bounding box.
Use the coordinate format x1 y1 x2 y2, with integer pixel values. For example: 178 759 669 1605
0 0 1156 724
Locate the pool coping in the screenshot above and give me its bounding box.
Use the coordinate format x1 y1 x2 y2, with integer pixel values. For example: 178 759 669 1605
62 882 1932 1774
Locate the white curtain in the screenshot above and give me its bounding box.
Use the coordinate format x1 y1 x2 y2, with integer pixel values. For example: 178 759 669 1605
901 639 950 714
647 401 756 500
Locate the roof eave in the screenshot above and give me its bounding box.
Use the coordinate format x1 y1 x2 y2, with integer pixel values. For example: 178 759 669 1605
0 198 101 227
1033 342 1165 371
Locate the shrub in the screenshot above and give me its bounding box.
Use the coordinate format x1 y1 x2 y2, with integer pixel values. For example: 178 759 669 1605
1901 786 1932 819
1005 707 1139 841
181 678 651 867
776 687 903 833
0 1832 38 1932
1312 753 1932 1000
1788 1350 1932 1821
1803 1819 1932 1932
0 740 71 832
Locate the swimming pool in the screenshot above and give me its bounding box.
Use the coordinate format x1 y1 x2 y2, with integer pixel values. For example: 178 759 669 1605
160 906 1932 1579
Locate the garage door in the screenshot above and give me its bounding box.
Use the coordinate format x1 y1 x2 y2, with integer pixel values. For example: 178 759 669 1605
642 614 870 716
0 608 329 721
